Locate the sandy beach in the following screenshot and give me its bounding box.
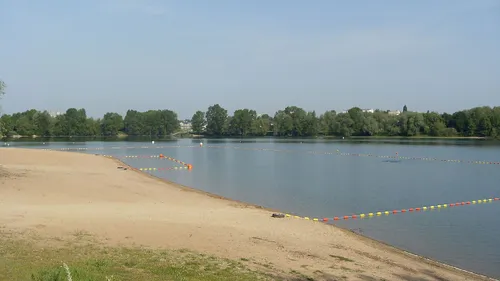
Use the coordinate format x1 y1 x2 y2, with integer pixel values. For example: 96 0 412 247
0 148 494 281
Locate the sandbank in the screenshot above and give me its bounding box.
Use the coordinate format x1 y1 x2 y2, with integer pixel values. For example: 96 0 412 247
0 148 495 280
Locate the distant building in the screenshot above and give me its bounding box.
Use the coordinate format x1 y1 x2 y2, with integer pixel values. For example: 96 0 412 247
48 111 62 118
388 110 401 116
179 120 192 131
341 109 374 114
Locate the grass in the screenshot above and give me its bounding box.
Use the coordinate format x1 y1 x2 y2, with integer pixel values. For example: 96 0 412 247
0 231 272 281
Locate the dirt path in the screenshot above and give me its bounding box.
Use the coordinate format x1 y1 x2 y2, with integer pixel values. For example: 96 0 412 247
0 148 494 281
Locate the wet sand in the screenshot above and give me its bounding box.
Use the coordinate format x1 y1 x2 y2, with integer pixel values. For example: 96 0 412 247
0 148 495 280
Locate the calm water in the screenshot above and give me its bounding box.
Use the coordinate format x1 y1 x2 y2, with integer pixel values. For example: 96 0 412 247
5 138 500 278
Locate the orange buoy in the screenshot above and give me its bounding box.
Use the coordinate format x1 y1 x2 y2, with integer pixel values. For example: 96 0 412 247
392 210 398 214
415 208 421 211
334 217 339 221
495 198 499 201
343 216 349 220
409 208 414 212
450 203 455 207
323 218 329 222
187 164 193 170
352 215 357 219
401 209 407 213
466 201 471 204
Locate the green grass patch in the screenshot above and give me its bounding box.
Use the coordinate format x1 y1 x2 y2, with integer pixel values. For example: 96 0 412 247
0 232 271 281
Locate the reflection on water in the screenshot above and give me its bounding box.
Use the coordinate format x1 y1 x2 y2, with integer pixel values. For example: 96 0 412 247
2 136 497 147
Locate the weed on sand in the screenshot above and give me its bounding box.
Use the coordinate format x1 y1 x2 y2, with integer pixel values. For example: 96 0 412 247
0 231 270 281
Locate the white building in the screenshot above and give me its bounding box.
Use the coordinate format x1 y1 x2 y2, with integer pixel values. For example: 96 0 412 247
388 110 401 116
48 111 62 118
341 109 374 114
179 120 192 131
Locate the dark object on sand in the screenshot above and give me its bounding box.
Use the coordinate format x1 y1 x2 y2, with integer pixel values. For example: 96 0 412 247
117 166 128 170
271 213 285 218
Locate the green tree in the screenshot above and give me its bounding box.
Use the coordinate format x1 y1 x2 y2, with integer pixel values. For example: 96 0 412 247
122 109 178 136
403 105 408 112
318 110 336 135
360 115 379 136
231 109 257 136
347 107 364 135
86 118 101 136
0 80 5 98
123 110 144 135
250 115 270 136
273 110 293 136
191 111 206 134
3 103 500 139
205 104 228 136
0 114 13 136
399 112 425 136
33 111 53 136
304 111 319 136
159 110 180 135
101 112 124 136
423 112 446 136
334 113 355 137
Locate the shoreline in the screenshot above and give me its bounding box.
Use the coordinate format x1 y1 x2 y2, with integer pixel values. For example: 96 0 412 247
110 155 494 281
1 147 497 280
1 135 492 141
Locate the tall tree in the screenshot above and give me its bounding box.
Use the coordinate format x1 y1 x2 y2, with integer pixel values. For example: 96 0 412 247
123 110 143 135
0 80 5 133
319 110 336 135
191 111 206 134
231 109 257 136
403 105 408 112
33 111 53 136
205 104 228 136
101 112 124 136
273 110 293 136
251 115 270 136
0 80 5 97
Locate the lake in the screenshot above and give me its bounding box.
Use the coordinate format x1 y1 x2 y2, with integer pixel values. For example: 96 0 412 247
4 138 500 279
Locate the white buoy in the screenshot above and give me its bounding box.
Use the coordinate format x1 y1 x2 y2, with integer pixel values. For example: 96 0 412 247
152 141 155 144
200 142 203 147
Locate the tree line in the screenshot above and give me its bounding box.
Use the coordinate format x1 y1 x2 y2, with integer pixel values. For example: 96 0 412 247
0 108 180 137
1 103 500 138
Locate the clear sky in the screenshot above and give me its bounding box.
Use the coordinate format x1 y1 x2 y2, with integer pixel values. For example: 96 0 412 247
1 0 499 119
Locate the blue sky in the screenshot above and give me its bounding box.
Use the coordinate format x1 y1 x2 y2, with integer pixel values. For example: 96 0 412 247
1 0 499 119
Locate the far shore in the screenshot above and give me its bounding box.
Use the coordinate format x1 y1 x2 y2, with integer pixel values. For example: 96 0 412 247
0 148 496 280
1 134 493 141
